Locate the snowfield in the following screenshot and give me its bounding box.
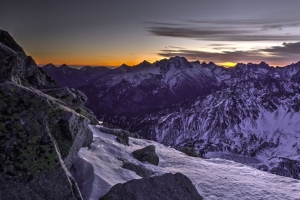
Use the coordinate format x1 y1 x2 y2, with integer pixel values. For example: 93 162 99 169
72 125 300 200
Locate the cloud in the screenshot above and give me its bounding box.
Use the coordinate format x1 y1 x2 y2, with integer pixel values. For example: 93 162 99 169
261 42 300 55
148 26 300 41
147 16 300 42
166 46 186 49
144 21 183 26
261 24 283 30
157 42 300 65
207 44 232 47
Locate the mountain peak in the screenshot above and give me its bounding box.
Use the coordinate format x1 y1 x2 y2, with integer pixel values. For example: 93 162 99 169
120 63 130 68
43 63 56 68
0 29 24 53
134 60 152 68
59 64 69 68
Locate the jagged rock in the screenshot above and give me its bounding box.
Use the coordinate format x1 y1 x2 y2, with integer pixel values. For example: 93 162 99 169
75 107 98 125
40 87 98 125
132 145 159 166
0 81 93 199
0 30 58 88
180 147 199 157
99 173 203 200
116 133 129 146
0 29 96 200
40 87 87 108
122 161 154 178
98 126 141 141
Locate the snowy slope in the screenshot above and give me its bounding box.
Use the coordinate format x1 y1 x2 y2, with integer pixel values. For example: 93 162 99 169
72 125 300 200
121 78 300 179
44 58 300 181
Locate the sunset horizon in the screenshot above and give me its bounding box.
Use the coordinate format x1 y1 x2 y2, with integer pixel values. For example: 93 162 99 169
2 0 300 68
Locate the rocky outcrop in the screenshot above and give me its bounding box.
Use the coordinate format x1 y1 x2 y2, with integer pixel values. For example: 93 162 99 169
122 162 154 177
0 30 57 88
0 29 95 199
97 126 142 146
132 145 159 166
180 147 199 157
99 173 203 200
40 87 98 125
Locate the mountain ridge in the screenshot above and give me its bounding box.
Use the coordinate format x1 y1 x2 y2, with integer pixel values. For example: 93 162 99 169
43 56 300 180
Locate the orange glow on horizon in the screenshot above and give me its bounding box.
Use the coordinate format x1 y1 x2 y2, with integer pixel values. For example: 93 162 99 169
219 62 237 67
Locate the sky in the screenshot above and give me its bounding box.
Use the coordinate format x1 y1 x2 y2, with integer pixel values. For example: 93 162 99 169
1 0 300 67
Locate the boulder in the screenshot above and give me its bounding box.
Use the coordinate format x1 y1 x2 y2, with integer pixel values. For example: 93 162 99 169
116 133 129 146
180 147 199 157
132 145 159 166
99 173 203 200
122 162 154 178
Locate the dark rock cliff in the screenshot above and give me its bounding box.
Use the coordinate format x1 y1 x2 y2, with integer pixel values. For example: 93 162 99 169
0 29 96 199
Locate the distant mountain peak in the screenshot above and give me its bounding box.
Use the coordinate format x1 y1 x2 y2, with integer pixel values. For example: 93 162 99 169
59 64 69 68
43 63 57 68
120 63 130 68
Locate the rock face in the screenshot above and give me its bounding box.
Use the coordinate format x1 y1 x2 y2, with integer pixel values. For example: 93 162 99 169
0 29 94 199
132 145 159 166
99 173 203 200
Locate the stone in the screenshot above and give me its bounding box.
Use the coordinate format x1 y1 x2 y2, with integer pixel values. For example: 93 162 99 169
116 133 129 146
180 147 199 157
132 145 159 166
99 173 203 200
122 162 154 178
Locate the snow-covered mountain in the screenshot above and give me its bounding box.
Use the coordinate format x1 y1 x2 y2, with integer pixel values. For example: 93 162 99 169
43 57 300 180
72 125 300 200
43 63 111 88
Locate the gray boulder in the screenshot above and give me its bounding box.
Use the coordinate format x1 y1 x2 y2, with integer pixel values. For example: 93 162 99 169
180 147 199 157
122 162 154 178
132 145 159 166
116 134 129 146
99 173 203 200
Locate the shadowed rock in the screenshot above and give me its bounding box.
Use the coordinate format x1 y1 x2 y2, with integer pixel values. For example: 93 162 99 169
99 173 203 200
122 162 154 178
180 147 199 157
132 145 159 166
0 29 96 200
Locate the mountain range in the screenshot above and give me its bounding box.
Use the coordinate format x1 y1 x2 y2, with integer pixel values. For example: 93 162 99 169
43 57 300 180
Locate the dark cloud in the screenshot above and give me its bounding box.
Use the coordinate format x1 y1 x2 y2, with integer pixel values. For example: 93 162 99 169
166 46 186 49
148 16 300 42
261 24 283 30
148 26 300 41
261 42 300 54
144 21 183 26
207 44 232 46
184 18 299 26
158 42 300 65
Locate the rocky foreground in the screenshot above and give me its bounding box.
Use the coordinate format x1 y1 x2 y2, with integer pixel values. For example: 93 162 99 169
0 30 97 199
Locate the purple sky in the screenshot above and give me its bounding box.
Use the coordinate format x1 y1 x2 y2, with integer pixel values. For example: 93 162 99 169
1 0 300 67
